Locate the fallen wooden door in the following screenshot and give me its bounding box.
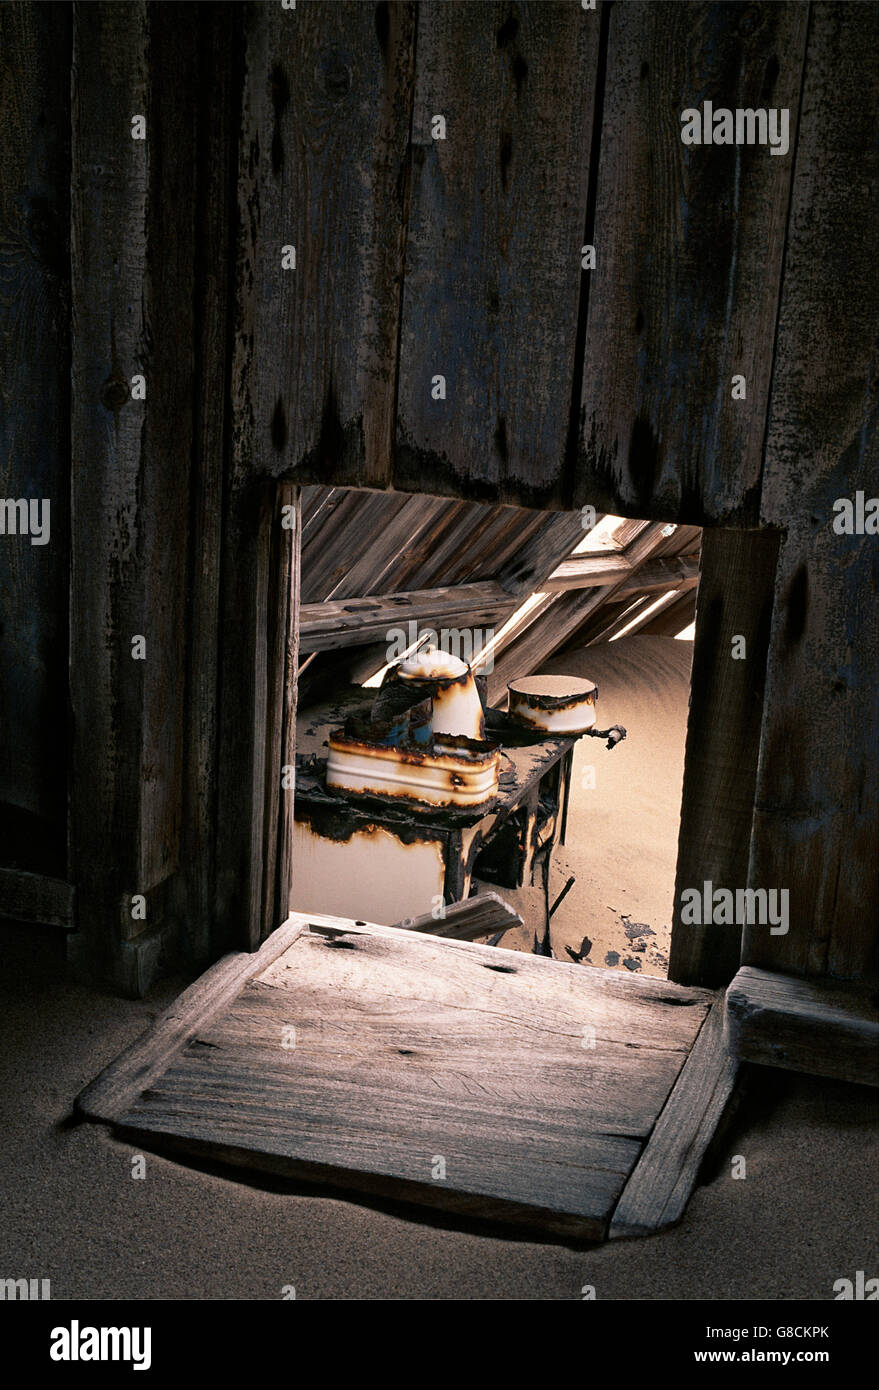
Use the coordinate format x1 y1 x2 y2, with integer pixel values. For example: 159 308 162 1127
77 912 735 1241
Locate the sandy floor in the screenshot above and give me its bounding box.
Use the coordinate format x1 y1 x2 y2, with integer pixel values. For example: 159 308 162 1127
1 923 876 1301
481 634 693 976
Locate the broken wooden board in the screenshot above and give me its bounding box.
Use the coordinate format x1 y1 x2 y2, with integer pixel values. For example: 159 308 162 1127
393 891 522 941
78 912 719 1241
725 967 879 1088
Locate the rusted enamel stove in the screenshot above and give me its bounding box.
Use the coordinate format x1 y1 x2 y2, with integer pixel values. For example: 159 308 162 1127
292 660 625 942
325 650 501 812
326 730 500 810
292 694 576 928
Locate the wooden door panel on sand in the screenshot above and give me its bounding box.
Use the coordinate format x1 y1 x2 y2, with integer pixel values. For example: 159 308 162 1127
77 913 734 1242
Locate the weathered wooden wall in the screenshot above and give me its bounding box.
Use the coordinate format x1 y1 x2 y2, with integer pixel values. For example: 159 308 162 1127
1 1 875 997
743 1 879 984
69 2 200 988
0 2 70 877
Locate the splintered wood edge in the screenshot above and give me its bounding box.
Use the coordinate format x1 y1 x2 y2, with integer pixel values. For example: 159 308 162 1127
608 995 738 1240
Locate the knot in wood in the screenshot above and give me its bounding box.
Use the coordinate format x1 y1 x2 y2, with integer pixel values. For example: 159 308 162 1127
101 376 130 412
316 50 352 100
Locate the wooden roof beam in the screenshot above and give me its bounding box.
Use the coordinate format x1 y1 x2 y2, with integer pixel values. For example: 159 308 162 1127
299 581 517 653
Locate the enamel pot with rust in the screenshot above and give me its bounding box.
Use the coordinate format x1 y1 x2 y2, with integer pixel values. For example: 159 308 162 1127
392 648 486 741
507 675 598 734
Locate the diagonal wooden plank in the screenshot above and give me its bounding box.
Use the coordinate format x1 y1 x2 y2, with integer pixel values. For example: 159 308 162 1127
485 520 669 701
75 916 309 1124
609 996 738 1239
393 891 522 940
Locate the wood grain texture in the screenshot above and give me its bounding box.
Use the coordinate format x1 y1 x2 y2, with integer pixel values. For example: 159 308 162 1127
610 996 738 1237
0 2 71 855
725 966 879 1087
233 0 416 490
577 0 809 524
394 890 522 939
395 0 600 506
261 484 301 943
668 528 780 987
299 581 515 651
616 555 700 596
76 914 309 1124
70 0 150 962
96 913 712 1239
635 587 697 637
743 1 879 983
69 2 198 974
497 511 588 596
0 867 74 928
175 1 245 963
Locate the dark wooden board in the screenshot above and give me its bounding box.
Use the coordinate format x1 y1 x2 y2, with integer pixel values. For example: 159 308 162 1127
577 0 809 524
69 0 151 965
81 912 714 1240
176 1 245 962
668 528 780 987
69 2 198 976
215 485 300 953
395 0 601 507
0 867 75 928
233 0 416 491
745 3 879 983
0 2 71 854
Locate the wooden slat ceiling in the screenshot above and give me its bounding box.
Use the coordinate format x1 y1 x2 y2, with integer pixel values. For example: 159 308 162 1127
298 485 702 700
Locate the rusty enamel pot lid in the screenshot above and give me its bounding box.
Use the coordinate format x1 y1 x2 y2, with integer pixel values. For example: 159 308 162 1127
508 675 598 709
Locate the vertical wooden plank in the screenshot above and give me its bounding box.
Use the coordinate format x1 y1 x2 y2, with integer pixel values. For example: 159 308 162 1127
215 481 299 953
136 2 198 891
217 1 414 948
177 0 245 962
0 2 71 872
215 487 271 953
272 486 301 935
395 0 600 507
70 0 150 968
70 1 197 982
578 1 809 524
234 0 416 491
668 528 780 987
745 2 879 983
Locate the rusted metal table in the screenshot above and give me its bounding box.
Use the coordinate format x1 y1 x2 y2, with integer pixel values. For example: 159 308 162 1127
292 686 577 932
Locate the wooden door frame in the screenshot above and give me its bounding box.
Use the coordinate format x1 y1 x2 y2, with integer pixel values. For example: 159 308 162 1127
261 492 782 988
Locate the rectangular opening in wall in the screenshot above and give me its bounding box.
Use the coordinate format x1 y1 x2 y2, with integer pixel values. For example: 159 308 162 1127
291 487 701 980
